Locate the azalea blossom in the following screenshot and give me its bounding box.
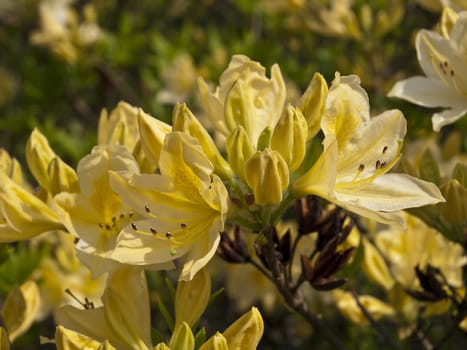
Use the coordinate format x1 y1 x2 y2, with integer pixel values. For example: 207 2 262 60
388 9 467 131
109 132 229 280
292 74 445 225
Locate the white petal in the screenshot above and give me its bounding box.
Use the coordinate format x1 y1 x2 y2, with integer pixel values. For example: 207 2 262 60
388 76 462 108
432 105 467 131
336 174 445 212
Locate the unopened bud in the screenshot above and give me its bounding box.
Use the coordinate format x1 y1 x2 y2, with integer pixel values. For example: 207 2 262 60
244 148 289 205
25 128 56 190
271 105 307 171
173 103 233 180
298 72 328 141
48 157 79 195
226 126 254 179
175 268 211 329
222 307 264 350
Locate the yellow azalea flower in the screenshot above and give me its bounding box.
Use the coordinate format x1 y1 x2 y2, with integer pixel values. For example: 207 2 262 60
388 9 467 131
292 74 444 225
53 144 150 276
109 132 229 281
1 280 40 342
375 213 466 289
56 267 152 350
198 54 286 149
55 326 116 350
333 290 395 325
0 170 62 242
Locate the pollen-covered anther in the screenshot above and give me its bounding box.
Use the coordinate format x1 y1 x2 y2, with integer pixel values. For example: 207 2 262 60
382 146 388 154
165 232 173 239
144 205 150 213
119 213 125 219
98 223 104 228
150 227 157 234
105 224 111 230
358 164 365 172
180 222 187 229
380 161 387 168
131 222 137 230
375 160 381 169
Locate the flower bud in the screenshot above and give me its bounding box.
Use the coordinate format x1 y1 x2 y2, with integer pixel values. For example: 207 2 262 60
98 101 140 152
244 148 289 206
222 307 264 350
48 157 80 195
25 128 56 190
226 126 254 179
0 149 27 186
298 72 328 141
138 108 171 167
2 280 40 342
169 322 195 350
271 105 307 171
173 103 233 180
55 326 116 350
174 268 211 329
199 332 228 350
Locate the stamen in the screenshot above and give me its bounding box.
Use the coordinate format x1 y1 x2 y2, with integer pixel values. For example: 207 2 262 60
98 223 104 228
131 222 138 230
119 213 125 219
382 146 388 154
166 232 173 239
380 161 387 168
65 289 94 310
144 205 150 213
150 227 157 234
129 210 134 218
358 164 365 172
180 222 187 229
375 160 381 169
105 224 111 230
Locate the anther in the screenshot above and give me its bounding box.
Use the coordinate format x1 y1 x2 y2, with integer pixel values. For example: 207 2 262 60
450 70 455 76
358 164 365 172
166 232 173 239
119 213 125 219
131 222 137 230
129 211 134 218
444 61 448 67
375 160 381 169
180 222 187 229
98 223 104 228
150 227 157 234
144 205 150 213
380 161 387 167
382 146 388 154
105 224 111 230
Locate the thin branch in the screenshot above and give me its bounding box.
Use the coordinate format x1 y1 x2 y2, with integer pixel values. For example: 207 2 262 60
260 225 348 350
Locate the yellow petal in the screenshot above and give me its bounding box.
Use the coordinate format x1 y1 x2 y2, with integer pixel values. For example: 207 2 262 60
169 322 194 350
222 307 264 350
25 128 57 190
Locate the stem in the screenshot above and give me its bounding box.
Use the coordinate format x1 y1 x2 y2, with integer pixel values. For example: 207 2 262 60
270 193 295 225
260 226 348 350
